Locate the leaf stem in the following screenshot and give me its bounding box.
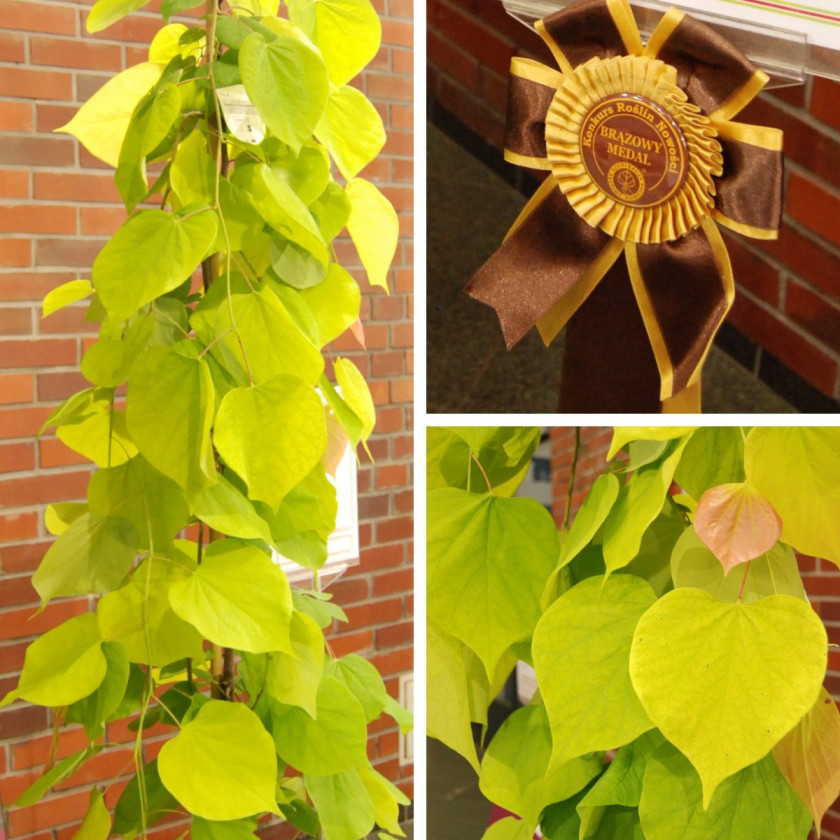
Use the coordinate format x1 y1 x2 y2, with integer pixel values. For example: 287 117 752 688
737 559 752 602
469 451 494 494
563 427 581 531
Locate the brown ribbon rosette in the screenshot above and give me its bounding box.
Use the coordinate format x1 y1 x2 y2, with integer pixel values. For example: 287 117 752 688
466 0 784 412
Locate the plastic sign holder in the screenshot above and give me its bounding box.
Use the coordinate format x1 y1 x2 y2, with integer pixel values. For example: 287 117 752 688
503 0 840 84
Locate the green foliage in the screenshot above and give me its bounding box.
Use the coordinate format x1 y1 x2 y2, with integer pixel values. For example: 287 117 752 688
7 2 409 837
427 426 840 838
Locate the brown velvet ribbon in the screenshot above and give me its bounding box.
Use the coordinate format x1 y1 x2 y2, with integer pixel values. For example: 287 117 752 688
466 0 784 413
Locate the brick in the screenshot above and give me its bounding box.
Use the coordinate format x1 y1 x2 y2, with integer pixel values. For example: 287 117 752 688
0 67 73 100
0 337 78 368
39 436 88 468
0 469 90 508
360 542 406 571
0 238 31 267
376 515 412 544
31 36 123 71
376 618 413 648
0 1 78 35
0 372 34 406
0 306 31 334
812 76 840 134
38 305 97 336
390 376 412 403
0 599 89 644
0 30 25 62
786 174 840 251
38 370 89 401
80 205 127 235
368 647 412 676
326 628 374 657
436 2 515 77
392 434 412 459
329 576 371 606
37 237 105 268
0 509 38 539
0 639 28 672
762 222 840 299
392 321 412 348
394 488 412 513
374 407 403 434
55 746 135 791
0 405 52 440
786 280 840 354
358 491 390 519
721 233 781 306
381 18 413 47
8 789 91 834
0 574 38 607
391 103 413 130
372 567 412 596
0 100 34 133
0 136 75 167
371 351 404 377
383 129 413 157
0 204 76 235
34 172 120 204
0 169 29 200
0 441 36 473
0 702 48 741
0 272 79 303
0 540 51 574
37 103 78 133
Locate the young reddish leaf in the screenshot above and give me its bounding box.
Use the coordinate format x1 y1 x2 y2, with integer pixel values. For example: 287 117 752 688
774 687 840 836
694 482 782 575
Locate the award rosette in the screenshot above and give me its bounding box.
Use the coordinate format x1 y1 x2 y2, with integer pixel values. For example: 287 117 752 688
466 0 784 412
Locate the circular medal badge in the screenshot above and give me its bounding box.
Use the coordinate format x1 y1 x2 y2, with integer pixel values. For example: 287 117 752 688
579 94 687 208
545 55 723 244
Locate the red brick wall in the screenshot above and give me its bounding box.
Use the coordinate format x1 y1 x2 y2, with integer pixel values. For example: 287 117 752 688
0 0 414 835
549 427 840 840
428 0 840 407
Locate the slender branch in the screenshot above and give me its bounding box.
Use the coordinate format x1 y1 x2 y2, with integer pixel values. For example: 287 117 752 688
562 427 581 531
469 451 493 494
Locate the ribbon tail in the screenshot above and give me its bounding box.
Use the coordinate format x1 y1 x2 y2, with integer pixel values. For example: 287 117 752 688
626 217 734 402
536 238 624 344
466 179 614 349
712 121 784 239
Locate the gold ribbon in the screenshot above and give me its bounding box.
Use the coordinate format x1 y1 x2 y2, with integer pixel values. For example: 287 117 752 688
466 0 784 412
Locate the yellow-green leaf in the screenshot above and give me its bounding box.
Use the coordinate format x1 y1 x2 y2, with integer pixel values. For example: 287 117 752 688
630 588 827 806
334 357 375 452
287 0 381 87
87 0 151 33
774 687 840 835
3 614 106 708
214 377 326 510
72 789 111 840
56 62 164 165
345 178 398 292
532 575 656 771
315 85 385 180
43 279 93 318
158 701 281 820
746 427 840 568
608 427 697 460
